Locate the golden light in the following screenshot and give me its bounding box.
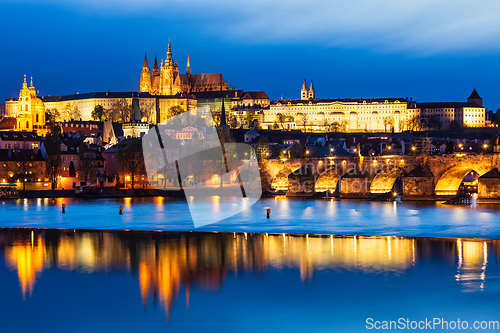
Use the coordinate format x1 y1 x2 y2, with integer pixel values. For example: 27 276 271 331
125 176 131 181
459 143 463 148
411 146 416 151
373 160 377 164
387 146 392 150
353 149 357 152
306 150 310 154
483 144 488 149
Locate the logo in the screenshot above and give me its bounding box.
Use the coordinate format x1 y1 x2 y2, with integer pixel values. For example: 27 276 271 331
142 107 262 227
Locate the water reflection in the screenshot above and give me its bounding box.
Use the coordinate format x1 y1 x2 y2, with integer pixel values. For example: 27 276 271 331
1 229 499 320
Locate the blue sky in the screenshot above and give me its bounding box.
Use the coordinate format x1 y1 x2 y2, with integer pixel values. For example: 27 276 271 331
1 0 500 110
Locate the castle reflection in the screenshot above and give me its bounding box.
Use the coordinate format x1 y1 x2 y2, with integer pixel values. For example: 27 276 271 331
0 229 499 318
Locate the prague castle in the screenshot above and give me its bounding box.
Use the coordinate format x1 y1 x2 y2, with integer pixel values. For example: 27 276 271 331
139 39 228 95
261 81 485 132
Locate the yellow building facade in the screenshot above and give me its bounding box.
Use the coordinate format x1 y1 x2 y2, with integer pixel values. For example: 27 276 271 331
158 95 197 123
4 75 49 135
264 98 409 132
262 84 486 132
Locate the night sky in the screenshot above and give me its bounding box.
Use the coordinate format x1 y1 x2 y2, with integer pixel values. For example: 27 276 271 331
2 0 500 110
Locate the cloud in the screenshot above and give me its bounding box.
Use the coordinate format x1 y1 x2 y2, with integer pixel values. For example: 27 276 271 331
5 0 500 54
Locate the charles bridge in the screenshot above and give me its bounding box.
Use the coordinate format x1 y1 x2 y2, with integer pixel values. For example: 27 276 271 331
259 154 500 202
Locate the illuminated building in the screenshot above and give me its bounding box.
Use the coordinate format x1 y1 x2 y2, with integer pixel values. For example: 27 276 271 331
140 39 228 95
4 76 49 136
122 95 149 138
264 96 409 132
262 83 486 132
157 94 197 124
416 89 485 129
42 92 157 123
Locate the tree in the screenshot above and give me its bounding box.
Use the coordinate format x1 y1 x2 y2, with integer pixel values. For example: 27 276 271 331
228 114 238 129
5 157 39 191
428 115 442 131
406 116 421 132
297 112 307 131
91 104 106 121
383 116 394 132
330 122 340 132
109 99 129 123
63 103 80 121
45 108 61 123
275 113 286 130
69 161 76 177
116 139 146 189
245 109 255 127
168 105 184 119
44 123 62 190
78 144 99 185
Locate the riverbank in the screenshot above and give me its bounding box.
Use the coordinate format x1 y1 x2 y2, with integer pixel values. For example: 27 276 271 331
17 187 256 199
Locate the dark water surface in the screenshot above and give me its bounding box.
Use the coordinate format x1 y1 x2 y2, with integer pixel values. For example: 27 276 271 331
1 229 500 332
1 196 500 238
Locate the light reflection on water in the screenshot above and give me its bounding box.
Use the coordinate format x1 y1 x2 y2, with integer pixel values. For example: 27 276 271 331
1 229 500 332
2 197 500 238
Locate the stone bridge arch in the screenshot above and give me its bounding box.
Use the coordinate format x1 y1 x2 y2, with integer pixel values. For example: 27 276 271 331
434 164 492 196
369 166 404 194
315 165 346 192
266 160 303 190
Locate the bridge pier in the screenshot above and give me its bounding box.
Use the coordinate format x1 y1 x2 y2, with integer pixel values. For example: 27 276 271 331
477 168 500 203
402 166 437 201
287 165 315 197
340 172 377 199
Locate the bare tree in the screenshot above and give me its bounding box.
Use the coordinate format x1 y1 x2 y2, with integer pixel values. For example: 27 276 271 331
117 139 146 189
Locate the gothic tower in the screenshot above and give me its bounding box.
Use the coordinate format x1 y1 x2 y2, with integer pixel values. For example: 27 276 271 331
160 38 179 95
301 79 309 100
308 80 315 99
186 53 191 76
467 88 482 107
151 53 160 94
139 52 151 93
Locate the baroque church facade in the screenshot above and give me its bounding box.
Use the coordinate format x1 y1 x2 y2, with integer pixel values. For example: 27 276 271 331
140 39 228 95
15 75 48 135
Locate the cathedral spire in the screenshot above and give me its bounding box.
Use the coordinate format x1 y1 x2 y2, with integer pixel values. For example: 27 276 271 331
30 76 33 87
186 53 191 76
23 75 27 89
143 51 148 68
167 37 172 63
152 53 159 76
